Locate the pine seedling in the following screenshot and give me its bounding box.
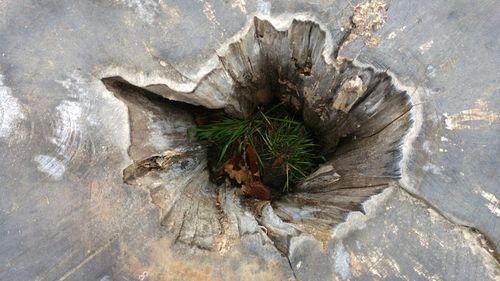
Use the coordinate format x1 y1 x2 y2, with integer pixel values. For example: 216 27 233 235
259 114 322 191
189 104 323 195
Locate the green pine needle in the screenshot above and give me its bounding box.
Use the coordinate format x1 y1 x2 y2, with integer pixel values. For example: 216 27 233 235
189 105 323 192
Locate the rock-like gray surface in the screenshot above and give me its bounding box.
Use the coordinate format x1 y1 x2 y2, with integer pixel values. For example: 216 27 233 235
0 0 498 280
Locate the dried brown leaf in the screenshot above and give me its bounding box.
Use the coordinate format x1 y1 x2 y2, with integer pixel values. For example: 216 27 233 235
241 181 271 200
224 164 251 184
245 143 260 177
271 154 288 168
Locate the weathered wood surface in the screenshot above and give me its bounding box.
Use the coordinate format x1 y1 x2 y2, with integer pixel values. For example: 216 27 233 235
0 0 498 280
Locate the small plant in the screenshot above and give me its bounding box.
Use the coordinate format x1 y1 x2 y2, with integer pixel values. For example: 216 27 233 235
189 103 323 200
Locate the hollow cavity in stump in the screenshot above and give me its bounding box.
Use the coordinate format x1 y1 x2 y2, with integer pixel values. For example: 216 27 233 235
101 16 414 250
